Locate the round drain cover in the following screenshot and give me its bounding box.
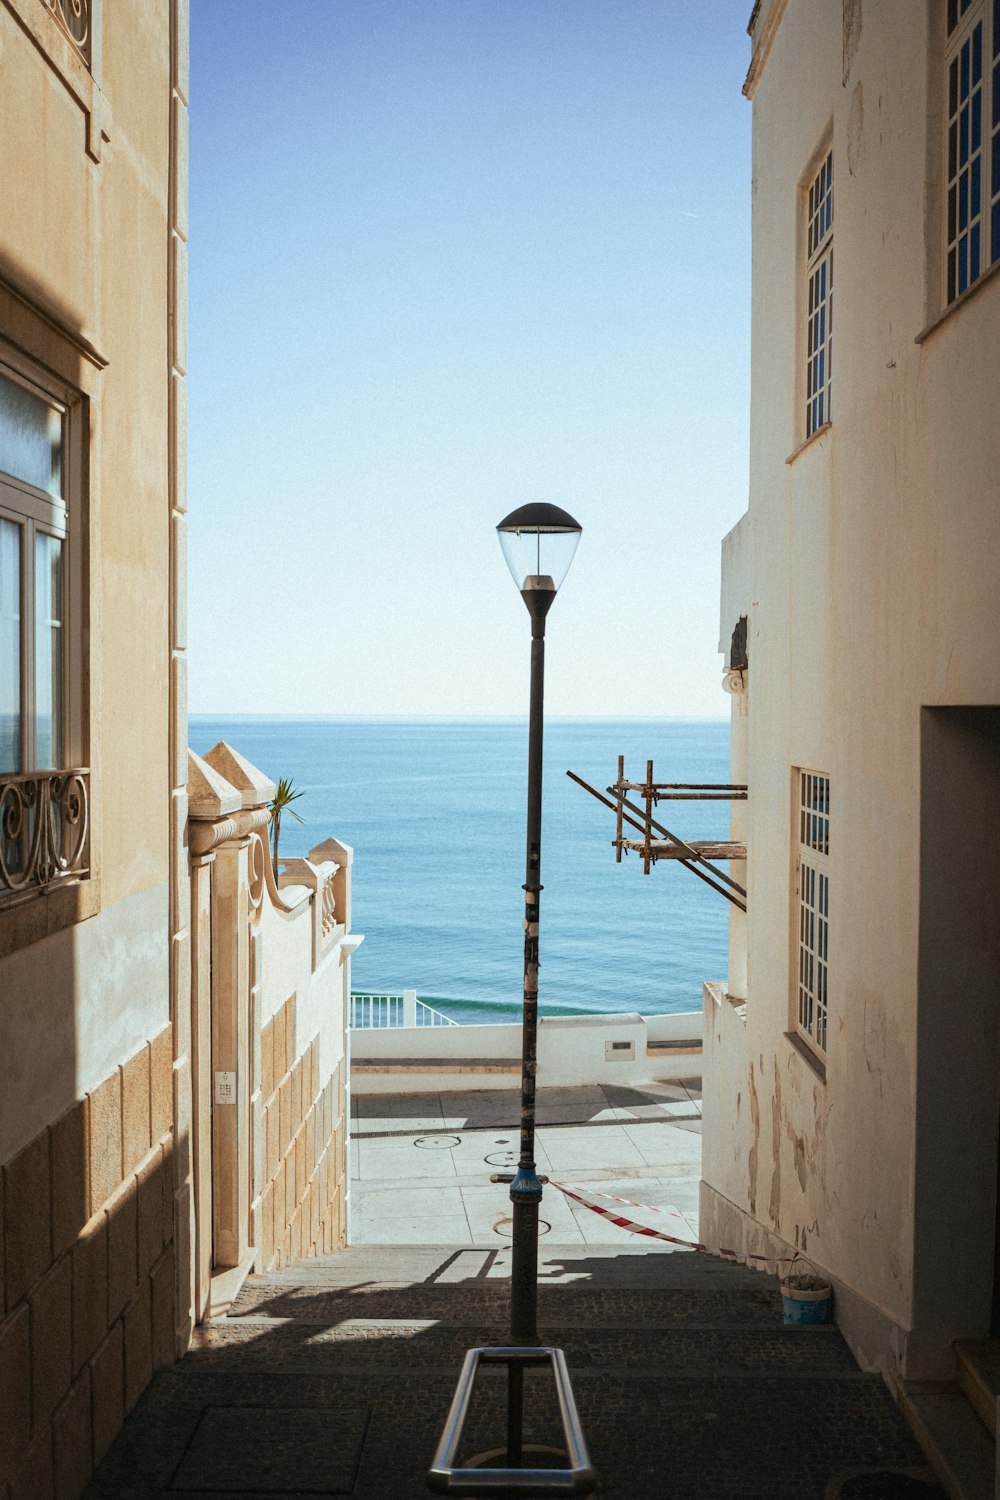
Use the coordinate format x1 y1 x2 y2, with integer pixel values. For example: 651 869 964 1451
493 1216 551 1238
412 1135 461 1150
834 1473 946 1499
485 1151 517 1167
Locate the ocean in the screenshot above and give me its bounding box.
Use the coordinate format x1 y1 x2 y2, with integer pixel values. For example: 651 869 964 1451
189 717 731 1024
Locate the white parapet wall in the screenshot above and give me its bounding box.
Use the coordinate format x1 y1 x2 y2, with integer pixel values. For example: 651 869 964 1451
350 1006 704 1095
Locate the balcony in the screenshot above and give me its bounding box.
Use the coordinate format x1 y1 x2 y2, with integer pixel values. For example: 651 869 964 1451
0 768 90 905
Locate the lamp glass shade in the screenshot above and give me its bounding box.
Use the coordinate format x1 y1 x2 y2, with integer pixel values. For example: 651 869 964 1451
496 504 582 593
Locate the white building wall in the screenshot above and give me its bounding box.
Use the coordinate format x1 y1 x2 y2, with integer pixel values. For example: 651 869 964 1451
702 0 1000 1380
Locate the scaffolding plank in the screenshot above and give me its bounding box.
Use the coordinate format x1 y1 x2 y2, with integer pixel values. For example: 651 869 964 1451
617 839 747 861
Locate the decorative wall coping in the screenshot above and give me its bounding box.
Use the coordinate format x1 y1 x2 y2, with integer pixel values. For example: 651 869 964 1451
309 836 353 867
187 748 241 821
202 741 276 810
187 749 269 858
185 746 353 970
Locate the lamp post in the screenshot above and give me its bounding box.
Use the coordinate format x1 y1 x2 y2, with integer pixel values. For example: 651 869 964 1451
428 504 594 1495
496 503 582 1357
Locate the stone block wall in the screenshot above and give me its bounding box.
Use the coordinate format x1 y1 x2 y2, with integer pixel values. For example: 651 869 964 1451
0 1025 175 1497
256 996 347 1270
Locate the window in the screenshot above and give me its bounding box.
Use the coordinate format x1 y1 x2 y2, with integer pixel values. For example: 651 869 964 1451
945 0 1000 303
805 151 833 438
0 356 87 902
795 770 830 1055
0 367 68 774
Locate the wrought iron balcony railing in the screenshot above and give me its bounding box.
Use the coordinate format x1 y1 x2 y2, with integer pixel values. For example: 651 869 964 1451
0 768 91 903
41 0 92 67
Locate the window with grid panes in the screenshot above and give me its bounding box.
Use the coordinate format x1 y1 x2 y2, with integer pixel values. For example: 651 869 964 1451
945 0 1000 302
805 152 833 437
0 363 71 775
795 771 830 1055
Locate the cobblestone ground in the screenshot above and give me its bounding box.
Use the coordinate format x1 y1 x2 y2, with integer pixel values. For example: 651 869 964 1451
85 1244 946 1499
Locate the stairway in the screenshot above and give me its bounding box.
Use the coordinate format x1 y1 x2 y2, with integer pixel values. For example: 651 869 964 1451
900 1341 999 1500
88 1243 945 1499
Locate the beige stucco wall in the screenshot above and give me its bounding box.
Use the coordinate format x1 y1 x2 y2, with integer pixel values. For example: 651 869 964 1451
702 0 1000 1380
0 0 177 1074
0 4 188 1492
257 894 352 1270
0 882 169 1164
1 0 174 910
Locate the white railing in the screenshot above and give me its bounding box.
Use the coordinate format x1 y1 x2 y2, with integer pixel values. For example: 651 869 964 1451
350 989 458 1029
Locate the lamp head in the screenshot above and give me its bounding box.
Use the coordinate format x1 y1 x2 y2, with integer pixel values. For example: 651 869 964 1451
496 503 583 599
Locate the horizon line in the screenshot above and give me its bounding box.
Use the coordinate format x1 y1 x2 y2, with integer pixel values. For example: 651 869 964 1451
188 711 731 723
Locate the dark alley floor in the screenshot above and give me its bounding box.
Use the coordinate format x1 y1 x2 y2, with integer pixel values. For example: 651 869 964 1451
85 1240 945 1499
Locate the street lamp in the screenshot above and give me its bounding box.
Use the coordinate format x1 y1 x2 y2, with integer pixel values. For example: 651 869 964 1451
495 502 582 1354
427 505 594 1494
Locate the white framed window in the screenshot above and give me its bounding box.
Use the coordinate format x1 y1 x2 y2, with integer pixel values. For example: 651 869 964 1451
945 0 1000 303
0 365 70 774
794 770 830 1056
805 151 833 438
0 350 88 902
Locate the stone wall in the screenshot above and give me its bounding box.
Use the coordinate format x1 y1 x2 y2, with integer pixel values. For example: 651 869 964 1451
0 1026 175 1496
257 995 347 1269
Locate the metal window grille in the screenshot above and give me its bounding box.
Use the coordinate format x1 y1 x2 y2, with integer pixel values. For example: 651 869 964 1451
40 0 93 69
945 1 1000 303
796 771 830 1055
805 152 833 437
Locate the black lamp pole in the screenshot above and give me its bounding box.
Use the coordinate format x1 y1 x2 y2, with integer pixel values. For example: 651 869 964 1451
504 577 553 1465
509 576 553 1351
427 505 593 1493
496 503 582 1467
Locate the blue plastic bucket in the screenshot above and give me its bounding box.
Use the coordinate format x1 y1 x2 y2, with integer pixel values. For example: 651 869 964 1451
781 1276 832 1325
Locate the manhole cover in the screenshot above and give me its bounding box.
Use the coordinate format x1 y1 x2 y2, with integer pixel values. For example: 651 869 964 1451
493 1217 551 1238
413 1135 461 1150
485 1151 517 1166
832 1473 946 1499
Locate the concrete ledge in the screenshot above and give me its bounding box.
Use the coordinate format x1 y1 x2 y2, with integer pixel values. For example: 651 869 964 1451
207 1251 256 1320
352 1061 520 1074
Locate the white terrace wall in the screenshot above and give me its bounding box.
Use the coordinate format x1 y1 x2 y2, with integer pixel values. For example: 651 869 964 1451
351 1009 704 1096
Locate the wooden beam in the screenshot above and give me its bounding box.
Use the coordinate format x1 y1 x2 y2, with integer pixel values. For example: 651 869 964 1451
617 839 747 861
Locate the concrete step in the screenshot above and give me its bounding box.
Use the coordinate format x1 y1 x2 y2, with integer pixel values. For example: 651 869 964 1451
230 1277 789 1328
955 1339 1000 1437
192 1317 856 1377
899 1384 995 1500
245 1241 770 1290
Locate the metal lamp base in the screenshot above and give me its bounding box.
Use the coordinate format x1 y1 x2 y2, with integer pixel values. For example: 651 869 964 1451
427 1346 596 1496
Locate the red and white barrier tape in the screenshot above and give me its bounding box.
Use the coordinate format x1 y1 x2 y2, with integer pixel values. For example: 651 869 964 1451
550 1180 805 1270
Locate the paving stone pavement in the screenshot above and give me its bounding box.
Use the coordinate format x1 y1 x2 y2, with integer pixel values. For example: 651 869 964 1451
86 1243 946 1499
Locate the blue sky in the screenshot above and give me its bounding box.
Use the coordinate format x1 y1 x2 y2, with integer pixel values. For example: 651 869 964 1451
188 1 752 717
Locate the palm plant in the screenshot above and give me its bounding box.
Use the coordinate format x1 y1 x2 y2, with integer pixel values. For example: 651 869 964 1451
269 776 305 878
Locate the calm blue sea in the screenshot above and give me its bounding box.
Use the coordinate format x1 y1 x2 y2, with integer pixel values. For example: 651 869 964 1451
189 717 731 1024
